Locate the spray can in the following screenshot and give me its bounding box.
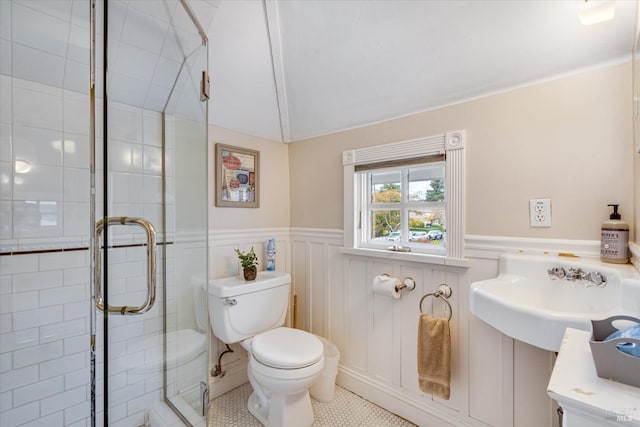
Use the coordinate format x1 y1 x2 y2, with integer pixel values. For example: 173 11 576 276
266 238 276 271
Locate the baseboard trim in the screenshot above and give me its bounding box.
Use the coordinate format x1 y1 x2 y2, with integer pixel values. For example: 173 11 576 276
336 366 484 427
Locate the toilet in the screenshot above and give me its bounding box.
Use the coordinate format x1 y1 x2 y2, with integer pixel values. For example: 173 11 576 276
209 271 324 427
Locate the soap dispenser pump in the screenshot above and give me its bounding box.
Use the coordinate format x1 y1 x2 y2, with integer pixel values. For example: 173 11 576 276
600 204 629 264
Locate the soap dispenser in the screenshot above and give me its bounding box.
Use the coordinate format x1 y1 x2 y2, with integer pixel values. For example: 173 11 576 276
600 204 629 264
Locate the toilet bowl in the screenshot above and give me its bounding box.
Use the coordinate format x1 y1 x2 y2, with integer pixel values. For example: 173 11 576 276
209 272 324 427
243 327 324 427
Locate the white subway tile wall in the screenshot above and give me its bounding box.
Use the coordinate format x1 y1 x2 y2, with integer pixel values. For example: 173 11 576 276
0 73 178 426
0 0 214 422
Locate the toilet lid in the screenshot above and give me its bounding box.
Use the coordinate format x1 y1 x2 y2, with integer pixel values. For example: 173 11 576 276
252 327 323 369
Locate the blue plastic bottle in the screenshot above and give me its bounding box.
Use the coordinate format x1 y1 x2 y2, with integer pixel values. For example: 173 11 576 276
266 238 276 271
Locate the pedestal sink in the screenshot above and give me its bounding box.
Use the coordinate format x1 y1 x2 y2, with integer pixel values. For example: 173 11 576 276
470 253 640 352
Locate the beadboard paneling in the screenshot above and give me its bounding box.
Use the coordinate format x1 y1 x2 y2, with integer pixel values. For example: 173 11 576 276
291 228 565 427
292 228 471 425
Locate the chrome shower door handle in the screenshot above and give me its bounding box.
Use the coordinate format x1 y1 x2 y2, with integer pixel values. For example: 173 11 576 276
95 217 157 315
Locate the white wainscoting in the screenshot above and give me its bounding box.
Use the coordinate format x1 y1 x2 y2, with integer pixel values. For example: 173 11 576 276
207 228 292 399
338 250 469 424
291 228 478 426
208 228 606 426
290 229 568 427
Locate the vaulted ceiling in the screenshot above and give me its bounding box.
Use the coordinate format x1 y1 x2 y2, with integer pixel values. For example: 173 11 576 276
3 0 635 144
206 0 637 143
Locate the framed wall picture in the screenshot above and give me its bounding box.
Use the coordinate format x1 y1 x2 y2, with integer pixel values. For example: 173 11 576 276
215 143 260 208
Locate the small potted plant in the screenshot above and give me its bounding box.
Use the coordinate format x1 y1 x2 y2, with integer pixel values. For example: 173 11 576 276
234 246 258 281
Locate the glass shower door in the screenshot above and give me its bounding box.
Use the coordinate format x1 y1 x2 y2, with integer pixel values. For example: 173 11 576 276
162 23 209 425
90 1 208 425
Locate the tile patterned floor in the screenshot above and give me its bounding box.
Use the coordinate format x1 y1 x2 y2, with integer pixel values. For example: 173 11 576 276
208 382 417 426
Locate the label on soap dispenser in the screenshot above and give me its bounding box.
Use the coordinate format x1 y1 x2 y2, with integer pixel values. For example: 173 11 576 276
600 229 629 261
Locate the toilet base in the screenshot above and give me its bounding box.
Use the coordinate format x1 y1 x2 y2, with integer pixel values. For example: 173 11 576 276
247 389 314 427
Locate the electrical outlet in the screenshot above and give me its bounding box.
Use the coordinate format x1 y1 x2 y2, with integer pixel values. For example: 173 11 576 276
529 199 551 227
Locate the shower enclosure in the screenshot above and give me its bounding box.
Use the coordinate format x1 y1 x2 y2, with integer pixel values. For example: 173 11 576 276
0 1 209 426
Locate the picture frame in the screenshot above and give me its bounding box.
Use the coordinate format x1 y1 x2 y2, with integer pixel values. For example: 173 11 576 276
215 143 260 208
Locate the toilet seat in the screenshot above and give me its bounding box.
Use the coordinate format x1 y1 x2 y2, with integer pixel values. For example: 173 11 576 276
252 327 323 369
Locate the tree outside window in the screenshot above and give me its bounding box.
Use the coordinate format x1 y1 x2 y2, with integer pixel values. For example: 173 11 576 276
366 166 445 248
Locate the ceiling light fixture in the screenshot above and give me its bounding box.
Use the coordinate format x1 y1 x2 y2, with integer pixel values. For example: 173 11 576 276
579 0 616 26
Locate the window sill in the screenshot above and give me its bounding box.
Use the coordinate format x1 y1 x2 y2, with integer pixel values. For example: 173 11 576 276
339 247 469 268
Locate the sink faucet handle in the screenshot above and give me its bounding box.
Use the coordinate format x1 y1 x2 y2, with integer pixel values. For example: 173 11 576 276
584 271 607 287
547 266 566 280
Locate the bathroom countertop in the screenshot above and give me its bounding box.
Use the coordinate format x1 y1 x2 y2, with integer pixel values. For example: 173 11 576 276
548 328 640 426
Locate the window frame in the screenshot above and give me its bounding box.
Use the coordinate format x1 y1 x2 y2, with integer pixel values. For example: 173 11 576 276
343 131 466 264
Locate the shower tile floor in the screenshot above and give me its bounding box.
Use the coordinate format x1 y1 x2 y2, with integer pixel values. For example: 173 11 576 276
208 382 417 426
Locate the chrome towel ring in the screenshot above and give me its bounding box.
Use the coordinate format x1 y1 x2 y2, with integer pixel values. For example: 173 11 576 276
419 284 453 321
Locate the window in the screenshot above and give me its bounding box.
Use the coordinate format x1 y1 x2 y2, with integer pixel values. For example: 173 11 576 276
343 131 465 262
361 162 446 254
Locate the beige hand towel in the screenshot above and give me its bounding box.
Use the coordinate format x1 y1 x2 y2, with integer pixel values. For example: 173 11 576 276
417 313 451 400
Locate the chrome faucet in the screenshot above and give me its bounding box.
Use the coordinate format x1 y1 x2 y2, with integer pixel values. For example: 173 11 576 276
547 266 607 287
547 266 567 280
565 268 585 281
583 271 607 287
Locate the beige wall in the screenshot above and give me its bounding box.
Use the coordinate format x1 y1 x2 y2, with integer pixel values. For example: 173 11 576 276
289 63 635 241
209 126 290 230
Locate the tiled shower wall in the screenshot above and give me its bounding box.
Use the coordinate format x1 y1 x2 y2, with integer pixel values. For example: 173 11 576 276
0 73 176 426
0 249 90 426
1 76 91 243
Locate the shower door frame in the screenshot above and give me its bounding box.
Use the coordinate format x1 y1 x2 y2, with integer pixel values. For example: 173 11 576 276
89 0 209 425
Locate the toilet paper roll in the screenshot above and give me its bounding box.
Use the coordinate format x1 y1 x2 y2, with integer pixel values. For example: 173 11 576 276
373 275 402 299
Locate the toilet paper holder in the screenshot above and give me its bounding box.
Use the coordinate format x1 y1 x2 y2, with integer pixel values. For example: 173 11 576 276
381 274 416 294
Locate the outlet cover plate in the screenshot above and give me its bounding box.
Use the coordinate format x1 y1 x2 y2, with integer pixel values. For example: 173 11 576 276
529 199 551 227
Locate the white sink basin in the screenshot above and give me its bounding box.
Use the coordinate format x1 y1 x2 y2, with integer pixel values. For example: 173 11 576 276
470 253 640 352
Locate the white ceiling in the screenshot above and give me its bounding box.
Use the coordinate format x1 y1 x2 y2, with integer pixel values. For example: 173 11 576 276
3 0 635 143
206 0 637 143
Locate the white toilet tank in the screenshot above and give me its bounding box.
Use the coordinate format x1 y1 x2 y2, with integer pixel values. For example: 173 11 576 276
209 271 291 344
